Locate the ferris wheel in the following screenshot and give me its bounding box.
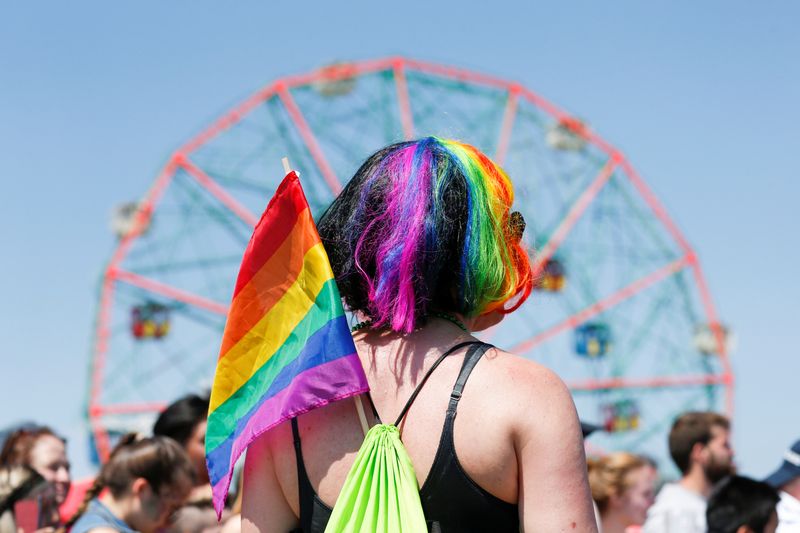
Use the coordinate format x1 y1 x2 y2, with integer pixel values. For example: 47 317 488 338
88 57 733 473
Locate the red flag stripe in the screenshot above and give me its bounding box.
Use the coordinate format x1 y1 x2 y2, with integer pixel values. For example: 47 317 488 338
232 172 308 297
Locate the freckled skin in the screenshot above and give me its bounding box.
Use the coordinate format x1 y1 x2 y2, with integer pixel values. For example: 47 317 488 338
242 319 599 532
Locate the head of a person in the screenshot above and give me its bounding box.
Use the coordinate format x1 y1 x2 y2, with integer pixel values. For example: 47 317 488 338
318 137 533 334
70 435 195 533
0 426 71 505
587 452 657 526
153 393 210 485
764 438 800 498
707 476 779 533
669 411 734 483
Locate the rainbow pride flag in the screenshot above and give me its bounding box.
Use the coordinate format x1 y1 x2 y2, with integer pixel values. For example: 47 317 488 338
205 171 369 515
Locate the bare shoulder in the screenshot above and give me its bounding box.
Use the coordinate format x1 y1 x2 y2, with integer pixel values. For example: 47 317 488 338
482 347 575 409
479 347 581 442
484 348 595 531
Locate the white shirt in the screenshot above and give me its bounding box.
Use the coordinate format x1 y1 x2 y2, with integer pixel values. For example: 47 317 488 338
642 482 707 533
777 491 800 533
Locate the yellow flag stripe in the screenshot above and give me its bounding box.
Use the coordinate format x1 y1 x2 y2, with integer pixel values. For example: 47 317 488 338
209 242 333 411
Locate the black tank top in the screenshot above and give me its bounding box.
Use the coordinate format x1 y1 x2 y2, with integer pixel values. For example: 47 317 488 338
290 341 519 532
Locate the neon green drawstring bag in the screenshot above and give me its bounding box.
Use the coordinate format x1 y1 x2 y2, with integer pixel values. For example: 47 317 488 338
324 423 427 533
324 341 484 533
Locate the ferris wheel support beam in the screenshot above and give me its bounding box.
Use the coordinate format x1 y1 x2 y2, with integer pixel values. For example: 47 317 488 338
175 154 258 227
532 156 619 279
90 421 111 464
689 259 735 415
615 157 735 417
494 86 520 166
279 58 398 91
91 402 167 416
178 87 276 157
511 255 691 355
111 268 229 316
89 160 181 462
405 58 515 92
403 59 625 161
617 158 693 256
568 372 729 392
89 274 116 462
393 59 415 141
277 83 343 195
179 58 399 158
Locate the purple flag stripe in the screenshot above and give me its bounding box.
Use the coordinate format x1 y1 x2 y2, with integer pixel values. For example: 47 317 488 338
209 353 369 510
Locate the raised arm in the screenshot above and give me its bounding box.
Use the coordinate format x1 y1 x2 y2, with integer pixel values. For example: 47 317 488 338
241 431 298 533
515 363 598 532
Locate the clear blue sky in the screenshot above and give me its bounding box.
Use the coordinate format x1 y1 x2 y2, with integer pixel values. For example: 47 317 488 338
1 1 798 478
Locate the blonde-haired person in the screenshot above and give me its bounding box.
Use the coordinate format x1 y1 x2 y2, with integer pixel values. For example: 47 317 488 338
589 452 657 533
65 435 194 533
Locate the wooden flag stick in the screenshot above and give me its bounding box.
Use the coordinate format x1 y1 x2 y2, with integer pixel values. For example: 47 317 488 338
354 396 369 437
281 157 292 174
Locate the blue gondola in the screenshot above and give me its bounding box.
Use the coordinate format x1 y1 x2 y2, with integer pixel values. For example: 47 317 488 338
575 322 612 358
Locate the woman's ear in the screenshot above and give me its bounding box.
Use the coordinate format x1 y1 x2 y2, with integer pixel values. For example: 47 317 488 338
131 477 150 497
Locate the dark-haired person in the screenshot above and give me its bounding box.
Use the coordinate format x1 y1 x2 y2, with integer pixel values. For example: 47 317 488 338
706 476 779 533
241 138 597 532
764 439 800 532
643 411 735 533
67 435 195 533
0 426 71 528
153 394 210 491
154 394 238 533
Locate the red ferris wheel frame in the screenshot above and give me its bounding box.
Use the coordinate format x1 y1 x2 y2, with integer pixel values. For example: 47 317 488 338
88 57 734 461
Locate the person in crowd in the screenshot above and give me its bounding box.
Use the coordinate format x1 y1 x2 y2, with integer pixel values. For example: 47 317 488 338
643 411 735 533
153 394 209 491
588 452 657 533
241 138 597 532
706 475 779 533
65 434 194 533
0 426 71 528
153 393 239 533
0 464 48 532
764 439 800 532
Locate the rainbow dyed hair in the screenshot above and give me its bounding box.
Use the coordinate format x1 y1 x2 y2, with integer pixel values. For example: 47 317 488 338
318 137 532 333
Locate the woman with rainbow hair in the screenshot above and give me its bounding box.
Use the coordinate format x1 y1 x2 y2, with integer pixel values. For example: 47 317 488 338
242 138 597 532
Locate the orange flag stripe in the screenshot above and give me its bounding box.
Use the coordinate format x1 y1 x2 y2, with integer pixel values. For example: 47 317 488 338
218 206 320 357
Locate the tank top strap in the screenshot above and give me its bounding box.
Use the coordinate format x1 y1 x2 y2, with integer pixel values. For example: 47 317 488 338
446 343 493 415
291 418 315 520
364 391 382 424
393 341 484 427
